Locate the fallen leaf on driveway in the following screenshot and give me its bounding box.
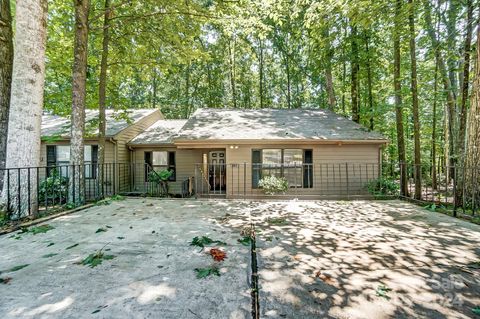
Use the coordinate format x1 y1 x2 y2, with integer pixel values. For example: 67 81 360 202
209 248 227 262
314 271 335 284
0 277 12 284
376 284 392 300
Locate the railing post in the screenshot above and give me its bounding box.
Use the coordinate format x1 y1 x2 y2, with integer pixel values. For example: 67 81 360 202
453 165 457 217
244 162 246 200
17 168 21 216
345 163 349 199
28 168 31 216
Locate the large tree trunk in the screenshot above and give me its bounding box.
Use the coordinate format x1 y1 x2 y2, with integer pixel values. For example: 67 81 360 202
408 0 422 200
98 0 111 199
0 0 14 195
350 24 360 123
394 0 408 197
2 0 48 217
464 22 480 206
70 0 90 206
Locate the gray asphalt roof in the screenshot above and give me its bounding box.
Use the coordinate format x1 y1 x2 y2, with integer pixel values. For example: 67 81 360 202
41 109 158 138
128 119 187 145
175 108 387 141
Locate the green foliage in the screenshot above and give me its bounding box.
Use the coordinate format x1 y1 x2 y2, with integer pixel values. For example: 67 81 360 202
190 236 227 248
366 178 399 197
237 236 252 246
17 224 55 237
95 228 107 233
376 284 392 300
194 267 221 279
267 217 288 225
259 175 289 195
66 243 79 250
7 264 29 272
42 253 58 258
39 170 69 204
80 251 115 268
147 169 173 184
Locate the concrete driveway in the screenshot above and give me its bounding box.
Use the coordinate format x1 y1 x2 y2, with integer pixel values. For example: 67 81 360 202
0 199 479 319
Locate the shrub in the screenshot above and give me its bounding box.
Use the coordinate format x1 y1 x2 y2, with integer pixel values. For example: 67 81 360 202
39 170 69 204
147 169 173 196
366 178 399 197
259 175 289 195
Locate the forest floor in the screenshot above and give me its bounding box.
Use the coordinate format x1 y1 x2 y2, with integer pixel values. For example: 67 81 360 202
0 199 479 319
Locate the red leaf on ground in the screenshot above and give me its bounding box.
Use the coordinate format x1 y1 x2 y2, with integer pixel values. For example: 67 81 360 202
210 248 227 262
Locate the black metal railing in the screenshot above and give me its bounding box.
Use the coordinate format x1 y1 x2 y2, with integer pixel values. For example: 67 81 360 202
1 161 478 223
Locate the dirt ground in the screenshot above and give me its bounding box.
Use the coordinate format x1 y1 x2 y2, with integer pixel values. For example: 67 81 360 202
0 199 479 319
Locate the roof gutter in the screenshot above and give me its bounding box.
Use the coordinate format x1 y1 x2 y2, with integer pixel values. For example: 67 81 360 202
173 138 389 147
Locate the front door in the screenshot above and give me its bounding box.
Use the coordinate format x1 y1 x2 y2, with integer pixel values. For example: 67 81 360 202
209 151 226 192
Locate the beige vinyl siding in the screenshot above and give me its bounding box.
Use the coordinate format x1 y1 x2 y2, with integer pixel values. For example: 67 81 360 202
113 110 163 164
224 143 381 198
131 147 202 195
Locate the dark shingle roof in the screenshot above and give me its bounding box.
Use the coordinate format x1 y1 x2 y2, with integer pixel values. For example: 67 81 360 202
41 109 158 138
129 119 187 145
175 108 386 142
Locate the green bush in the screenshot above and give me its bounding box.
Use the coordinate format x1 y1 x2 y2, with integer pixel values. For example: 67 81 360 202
147 169 173 184
39 170 69 204
366 178 399 197
259 175 289 195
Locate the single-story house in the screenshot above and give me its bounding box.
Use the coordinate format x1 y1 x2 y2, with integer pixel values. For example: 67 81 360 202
41 108 387 199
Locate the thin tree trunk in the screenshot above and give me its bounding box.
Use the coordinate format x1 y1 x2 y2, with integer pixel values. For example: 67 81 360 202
184 63 191 118
0 0 13 195
394 0 408 196
228 38 237 108
2 0 48 216
259 38 264 108
409 0 422 200
324 27 336 110
70 0 90 206
424 0 457 173
350 24 360 123
98 0 111 199
285 53 291 109
152 68 157 108
457 0 473 162
364 32 374 130
432 57 439 190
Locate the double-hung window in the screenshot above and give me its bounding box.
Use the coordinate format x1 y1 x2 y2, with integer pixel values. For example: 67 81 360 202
252 149 313 189
46 145 98 178
144 151 176 181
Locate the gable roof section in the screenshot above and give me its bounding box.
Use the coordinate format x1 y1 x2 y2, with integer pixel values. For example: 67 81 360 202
128 119 187 145
175 108 387 142
41 109 159 138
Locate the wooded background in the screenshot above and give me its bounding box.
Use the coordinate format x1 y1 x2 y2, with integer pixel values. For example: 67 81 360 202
0 0 479 208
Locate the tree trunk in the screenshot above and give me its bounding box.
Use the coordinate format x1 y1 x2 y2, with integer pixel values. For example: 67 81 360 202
464 22 480 205
364 32 374 130
350 24 360 123
259 38 264 108
285 53 291 109
409 0 422 200
70 0 90 206
423 0 457 173
324 27 336 110
228 38 237 108
0 0 13 195
457 0 473 162
2 0 48 217
394 0 408 197
432 57 439 190
98 0 111 199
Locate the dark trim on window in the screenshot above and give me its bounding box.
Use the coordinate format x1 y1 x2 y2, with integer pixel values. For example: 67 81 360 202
251 148 313 189
144 151 176 182
46 145 57 176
